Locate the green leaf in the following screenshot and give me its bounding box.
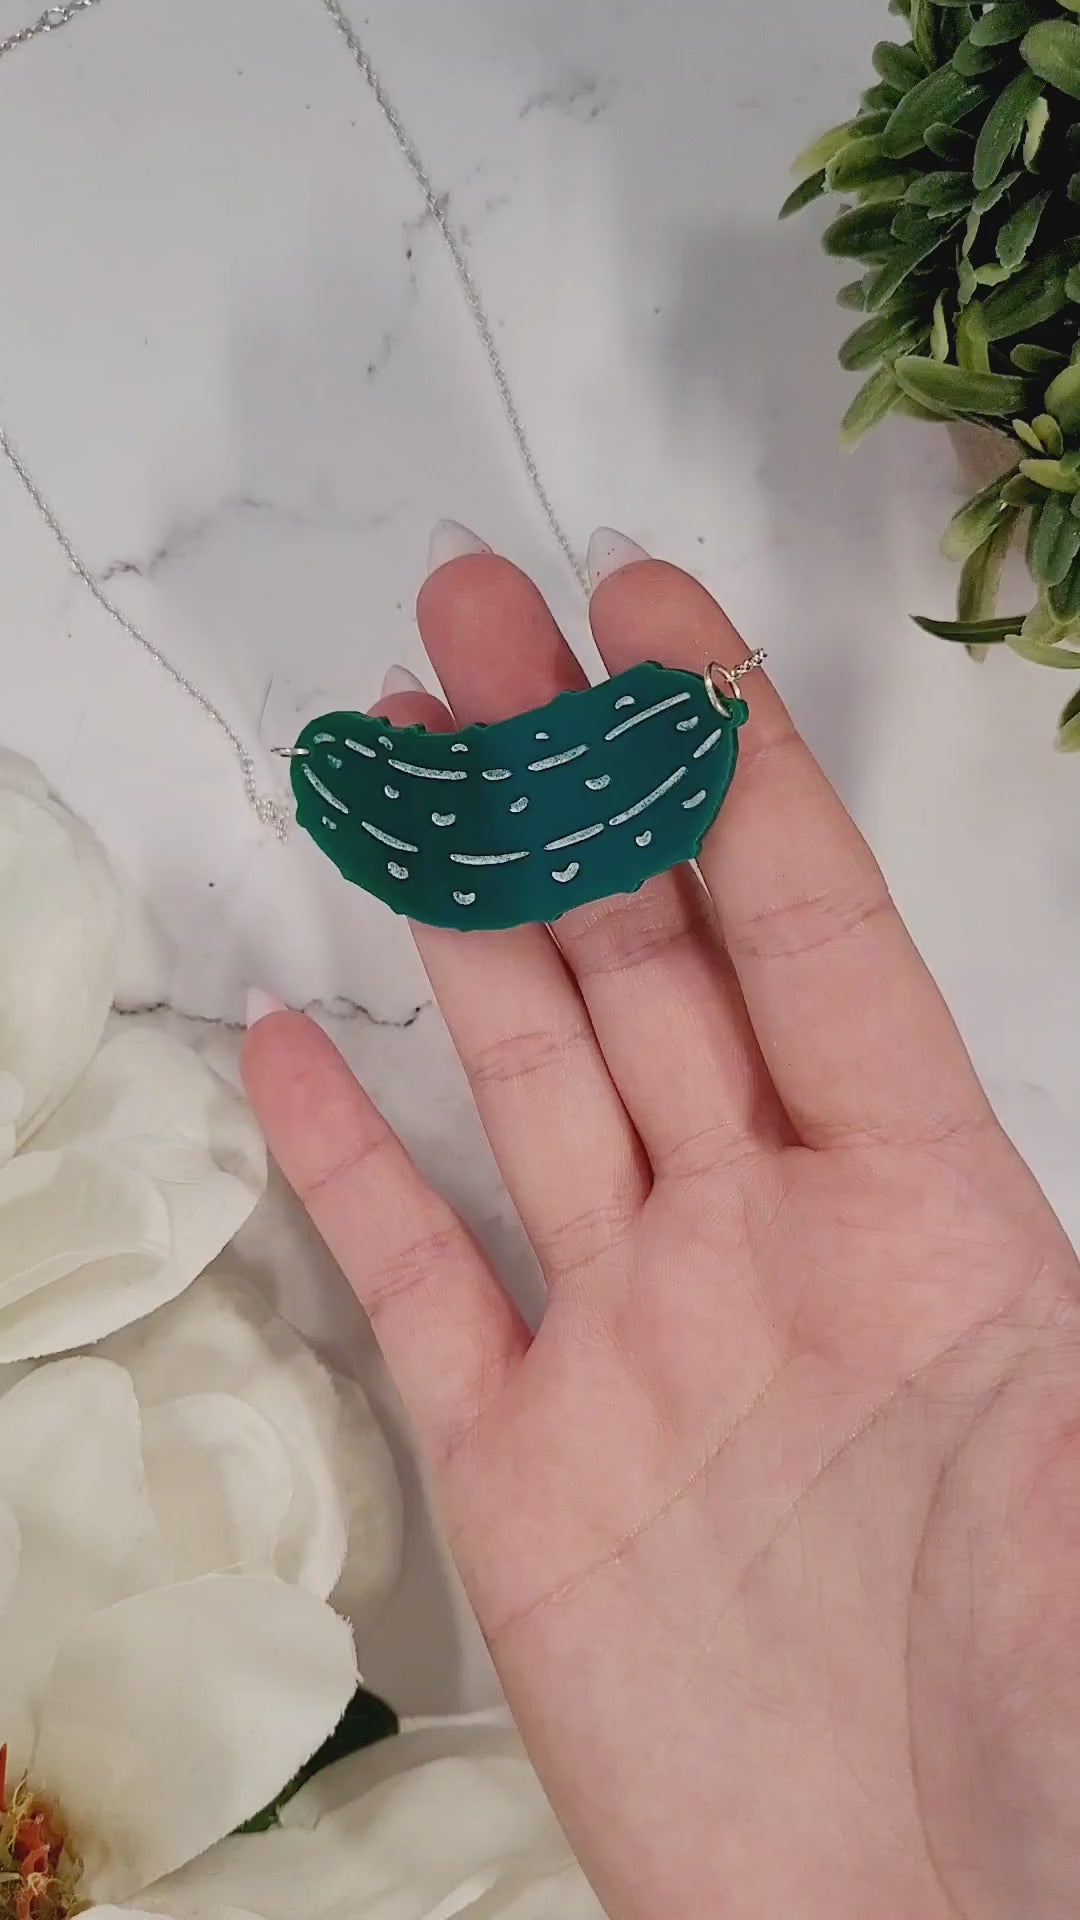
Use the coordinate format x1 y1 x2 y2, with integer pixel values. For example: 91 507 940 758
1021 18 1080 101
1001 472 1046 505
907 0 933 64
1023 92 1051 166
981 248 1077 337
962 168 1021 265
1030 491 1080 585
1048 554 1080 620
956 302 992 371
1008 625 1080 662
1012 416 1045 450
1044 360 1080 432
1011 342 1066 373
779 170 827 220
840 364 904 444
912 612 1023 641
1022 598 1075 645
1066 264 1080 300
1032 412 1065 454
910 0 938 65
1055 684 1080 750
996 189 1049 270
1019 455 1080 491
838 310 925 370
864 227 948 306
893 355 1030 414
942 466 1020 559
972 167 1023 216
973 67 1043 189
873 38 928 89
792 121 854 180
970 3 1046 48
822 203 899 258
883 68 987 157
862 81 905 112
234 1687 399 1836
930 291 949 360
826 136 903 192
958 507 1020 624
860 173 918 204
952 35 1003 75
904 169 974 212
924 120 975 160
891 200 939 241
849 109 894 138
837 278 870 310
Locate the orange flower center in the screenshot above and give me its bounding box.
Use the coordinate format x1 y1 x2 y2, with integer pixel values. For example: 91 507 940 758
0 1747 84 1920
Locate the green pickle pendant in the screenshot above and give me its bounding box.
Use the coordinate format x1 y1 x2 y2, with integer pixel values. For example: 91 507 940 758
288 660 751 931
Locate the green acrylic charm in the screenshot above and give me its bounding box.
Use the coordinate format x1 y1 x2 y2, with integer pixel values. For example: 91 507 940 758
290 661 748 931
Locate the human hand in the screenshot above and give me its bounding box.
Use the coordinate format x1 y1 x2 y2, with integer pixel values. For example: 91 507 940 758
244 537 1080 1920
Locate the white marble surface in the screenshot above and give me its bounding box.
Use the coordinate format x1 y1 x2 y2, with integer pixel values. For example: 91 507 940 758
3 0 1080 1710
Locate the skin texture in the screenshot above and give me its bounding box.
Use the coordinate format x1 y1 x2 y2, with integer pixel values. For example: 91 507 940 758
244 555 1080 1920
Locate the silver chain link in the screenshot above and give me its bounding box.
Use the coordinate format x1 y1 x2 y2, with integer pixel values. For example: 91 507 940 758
318 0 586 591
0 420 292 835
0 0 101 60
0 0 582 836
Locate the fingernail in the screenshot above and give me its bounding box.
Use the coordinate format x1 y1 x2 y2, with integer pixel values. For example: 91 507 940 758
427 519 492 573
381 664 426 698
586 526 650 591
246 987 287 1029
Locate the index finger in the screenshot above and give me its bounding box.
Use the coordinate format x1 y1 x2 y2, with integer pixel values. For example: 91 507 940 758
589 554 992 1151
242 1010 529 1469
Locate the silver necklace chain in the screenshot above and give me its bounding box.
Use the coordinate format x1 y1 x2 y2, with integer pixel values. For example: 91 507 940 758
0 0 101 60
0 0 584 837
318 0 586 592
0 420 292 835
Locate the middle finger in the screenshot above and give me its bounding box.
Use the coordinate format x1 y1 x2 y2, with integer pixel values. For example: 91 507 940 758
415 539 783 1176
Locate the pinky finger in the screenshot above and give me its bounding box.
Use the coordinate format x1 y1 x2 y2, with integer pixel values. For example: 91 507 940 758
242 1010 530 1471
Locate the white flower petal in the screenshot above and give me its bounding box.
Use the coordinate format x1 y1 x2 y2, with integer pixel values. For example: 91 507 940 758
34 1574 357 1906
0 1360 165 1772
147 1720 601 1920
280 1712 515 1828
0 764 120 1140
0 1494 20 1615
90 1906 257 1920
0 1147 171 1361
325 1369 403 1632
3 1034 266 1358
99 1273 401 1614
142 1394 294 1580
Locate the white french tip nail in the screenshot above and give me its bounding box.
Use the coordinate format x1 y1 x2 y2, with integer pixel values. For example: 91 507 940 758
427 519 492 573
246 987 287 1029
380 664 427 698
586 526 650 591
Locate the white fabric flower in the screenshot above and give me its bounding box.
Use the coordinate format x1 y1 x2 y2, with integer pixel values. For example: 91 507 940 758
0 1355 359 1914
95 1269 403 1627
123 1717 603 1920
0 750 265 1361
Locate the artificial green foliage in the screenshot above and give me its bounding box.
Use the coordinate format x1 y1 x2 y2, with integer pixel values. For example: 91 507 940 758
785 0 1080 748
234 1687 399 1834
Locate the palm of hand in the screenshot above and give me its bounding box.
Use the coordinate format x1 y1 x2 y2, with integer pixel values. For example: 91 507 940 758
246 553 1080 1920
459 1134 1078 1920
